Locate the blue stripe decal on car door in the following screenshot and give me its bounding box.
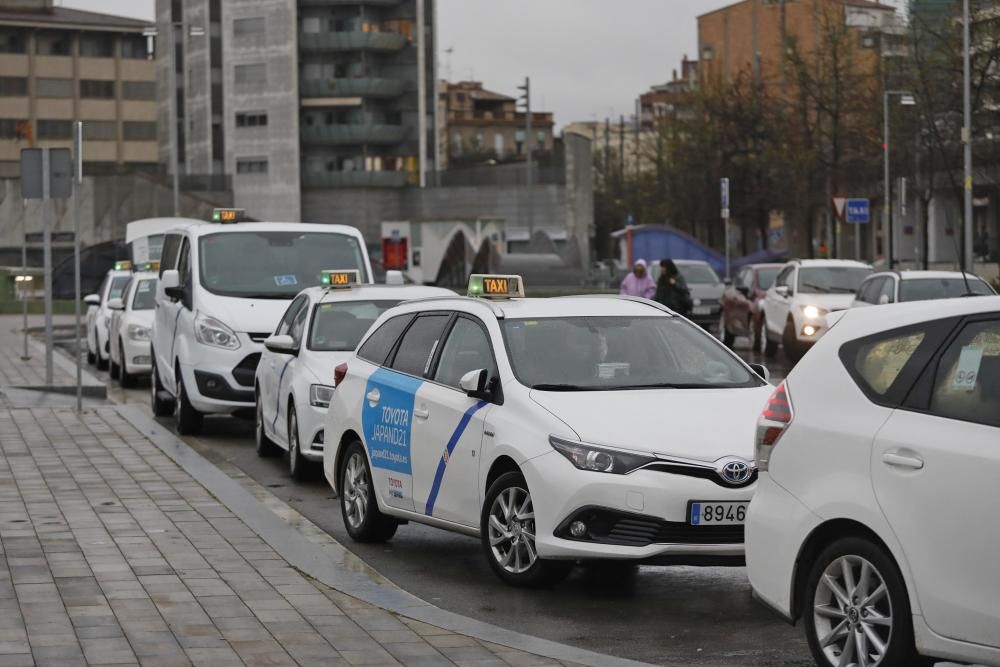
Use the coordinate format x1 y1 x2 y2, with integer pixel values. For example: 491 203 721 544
424 400 490 517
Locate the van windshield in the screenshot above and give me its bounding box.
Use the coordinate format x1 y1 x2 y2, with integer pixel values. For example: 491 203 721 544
198 231 367 298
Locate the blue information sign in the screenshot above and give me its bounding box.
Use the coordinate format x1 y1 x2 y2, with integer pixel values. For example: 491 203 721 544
845 198 870 224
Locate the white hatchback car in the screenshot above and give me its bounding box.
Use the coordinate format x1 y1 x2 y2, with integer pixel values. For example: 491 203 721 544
107 269 158 387
324 275 774 587
748 296 1000 667
255 274 453 480
853 270 995 307
760 259 873 360
85 264 133 370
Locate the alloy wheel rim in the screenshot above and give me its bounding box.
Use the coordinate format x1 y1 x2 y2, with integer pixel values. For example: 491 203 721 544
487 486 537 574
343 452 369 529
813 555 893 667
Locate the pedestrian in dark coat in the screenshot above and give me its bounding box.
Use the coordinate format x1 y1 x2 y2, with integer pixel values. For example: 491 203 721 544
655 259 693 316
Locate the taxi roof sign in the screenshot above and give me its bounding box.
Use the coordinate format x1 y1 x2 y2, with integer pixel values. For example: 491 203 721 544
114 260 131 271
468 274 524 299
321 269 360 288
212 208 245 223
141 261 160 272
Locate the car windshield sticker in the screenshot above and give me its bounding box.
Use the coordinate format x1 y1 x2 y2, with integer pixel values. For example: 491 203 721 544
598 363 630 379
137 281 152 292
274 274 298 287
363 368 423 475
952 346 984 392
424 400 490 517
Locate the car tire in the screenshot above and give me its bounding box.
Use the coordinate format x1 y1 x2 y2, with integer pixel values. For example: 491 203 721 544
86 347 96 366
96 347 108 371
480 471 572 588
762 317 779 358
783 318 804 362
340 441 398 542
119 341 136 388
803 536 928 667
150 354 174 417
175 371 203 435
288 404 313 481
255 391 281 458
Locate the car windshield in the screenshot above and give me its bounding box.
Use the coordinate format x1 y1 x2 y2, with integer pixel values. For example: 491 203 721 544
899 277 993 302
677 264 720 284
131 279 157 310
758 267 780 290
798 267 871 294
501 316 761 390
198 231 367 298
108 276 129 300
309 300 398 351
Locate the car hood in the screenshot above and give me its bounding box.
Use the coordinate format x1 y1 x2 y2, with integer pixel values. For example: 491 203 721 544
796 293 856 312
689 283 725 300
199 293 292 334
529 386 772 462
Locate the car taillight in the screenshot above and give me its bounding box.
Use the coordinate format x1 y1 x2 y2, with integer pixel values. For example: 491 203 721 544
333 363 348 387
755 381 793 472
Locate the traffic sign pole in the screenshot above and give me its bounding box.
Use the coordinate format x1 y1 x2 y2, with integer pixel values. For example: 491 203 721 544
42 148 54 384
21 200 29 361
73 121 83 412
721 178 731 280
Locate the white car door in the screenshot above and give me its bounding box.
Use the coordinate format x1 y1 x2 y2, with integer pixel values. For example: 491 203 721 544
872 315 1000 647
273 298 310 445
154 233 183 392
411 315 496 527
763 266 794 336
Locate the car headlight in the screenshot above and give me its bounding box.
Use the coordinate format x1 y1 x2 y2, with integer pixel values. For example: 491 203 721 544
310 384 335 409
548 435 656 474
194 313 240 350
801 305 828 320
126 324 150 341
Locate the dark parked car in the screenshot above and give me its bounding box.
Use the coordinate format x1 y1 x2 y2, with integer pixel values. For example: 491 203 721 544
720 263 783 350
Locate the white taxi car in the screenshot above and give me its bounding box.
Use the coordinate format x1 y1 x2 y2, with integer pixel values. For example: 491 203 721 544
324 275 774 587
85 262 133 370
108 266 158 387
255 270 453 480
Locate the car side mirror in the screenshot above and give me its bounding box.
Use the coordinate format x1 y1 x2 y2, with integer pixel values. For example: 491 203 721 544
83 293 101 306
878 294 891 306
775 285 791 298
107 297 124 311
161 269 179 289
749 363 770 383
459 368 493 400
264 334 299 356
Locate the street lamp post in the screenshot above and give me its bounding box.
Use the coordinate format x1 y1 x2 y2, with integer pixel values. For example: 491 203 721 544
883 90 915 268
962 0 974 272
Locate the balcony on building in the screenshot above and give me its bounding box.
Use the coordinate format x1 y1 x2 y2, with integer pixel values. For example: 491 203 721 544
301 170 409 188
298 30 408 52
300 78 405 99
301 123 406 146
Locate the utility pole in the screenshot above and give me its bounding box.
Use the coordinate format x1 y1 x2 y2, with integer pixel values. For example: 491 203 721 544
417 0 427 188
517 77 534 238
73 121 83 412
634 99 641 217
962 0 974 272
169 20 180 216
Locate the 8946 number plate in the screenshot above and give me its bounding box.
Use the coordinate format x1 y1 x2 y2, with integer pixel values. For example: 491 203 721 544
689 501 747 526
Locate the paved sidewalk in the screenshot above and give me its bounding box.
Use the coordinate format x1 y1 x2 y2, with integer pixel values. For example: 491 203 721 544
0 315 77 387
0 407 569 667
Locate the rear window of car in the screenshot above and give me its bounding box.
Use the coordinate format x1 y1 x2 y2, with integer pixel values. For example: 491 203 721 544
852 332 925 395
677 264 720 285
899 277 993 302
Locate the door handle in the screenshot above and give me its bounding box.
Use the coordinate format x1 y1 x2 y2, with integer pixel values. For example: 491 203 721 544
366 389 380 405
882 452 924 470
413 407 429 420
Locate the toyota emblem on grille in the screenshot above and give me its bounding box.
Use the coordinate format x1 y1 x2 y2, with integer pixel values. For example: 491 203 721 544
716 457 753 485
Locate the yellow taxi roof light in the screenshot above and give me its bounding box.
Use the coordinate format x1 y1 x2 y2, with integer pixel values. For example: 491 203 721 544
142 261 160 272
468 274 524 299
321 269 360 288
114 260 131 271
212 208 245 223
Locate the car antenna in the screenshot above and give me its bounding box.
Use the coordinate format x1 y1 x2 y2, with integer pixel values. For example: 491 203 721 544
944 218 977 296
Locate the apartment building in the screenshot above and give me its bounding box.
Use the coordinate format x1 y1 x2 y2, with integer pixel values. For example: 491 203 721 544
0 0 158 177
438 80 554 170
638 55 699 128
158 0 437 223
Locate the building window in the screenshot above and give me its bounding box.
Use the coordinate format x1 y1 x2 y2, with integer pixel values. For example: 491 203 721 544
36 31 73 56
0 29 27 54
0 77 28 96
122 80 156 100
82 121 117 141
79 33 115 57
234 63 266 87
302 17 321 34
235 111 268 127
80 79 116 98
236 157 268 174
36 78 73 98
123 121 156 141
0 119 20 138
233 17 266 38
701 46 714 61
37 120 73 139
121 35 147 59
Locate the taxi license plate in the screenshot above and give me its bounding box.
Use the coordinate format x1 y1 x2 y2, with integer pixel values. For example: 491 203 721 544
693 306 712 316
689 501 747 526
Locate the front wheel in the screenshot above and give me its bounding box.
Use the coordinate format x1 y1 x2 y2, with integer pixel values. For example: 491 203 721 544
480 472 571 588
109 354 120 380
255 392 280 458
175 371 203 435
804 537 927 667
150 353 174 417
119 341 136 388
340 442 398 542
288 404 314 481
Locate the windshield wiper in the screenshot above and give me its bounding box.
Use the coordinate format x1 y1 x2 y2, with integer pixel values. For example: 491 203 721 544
530 384 601 392
800 282 831 293
230 293 295 300
606 383 713 390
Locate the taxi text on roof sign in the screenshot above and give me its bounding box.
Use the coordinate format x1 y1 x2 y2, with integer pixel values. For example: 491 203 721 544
212 208 245 223
142 261 160 272
114 260 131 271
321 269 360 288
468 274 525 299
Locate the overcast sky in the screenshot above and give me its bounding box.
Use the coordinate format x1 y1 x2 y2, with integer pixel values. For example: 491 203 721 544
60 0 902 127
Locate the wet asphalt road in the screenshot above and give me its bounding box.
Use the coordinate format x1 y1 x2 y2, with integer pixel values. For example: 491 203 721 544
69 334 812 666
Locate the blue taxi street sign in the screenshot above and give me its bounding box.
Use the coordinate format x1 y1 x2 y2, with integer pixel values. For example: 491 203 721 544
845 198 870 224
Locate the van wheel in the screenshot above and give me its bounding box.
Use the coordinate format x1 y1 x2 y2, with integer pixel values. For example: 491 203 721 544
481 472 571 588
119 341 136 388
255 391 280 457
340 441 397 542
803 537 928 667
175 371 203 435
288 405 313 481
150 354 174 417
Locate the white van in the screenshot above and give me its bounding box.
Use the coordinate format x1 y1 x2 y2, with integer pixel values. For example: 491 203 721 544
126 217 205 265
151 221 373 434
